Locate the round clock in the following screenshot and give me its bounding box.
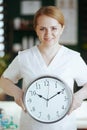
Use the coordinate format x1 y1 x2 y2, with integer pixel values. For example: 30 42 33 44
24 76 72 123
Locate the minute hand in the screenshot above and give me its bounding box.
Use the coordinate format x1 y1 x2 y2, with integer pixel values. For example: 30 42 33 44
48 89 65 101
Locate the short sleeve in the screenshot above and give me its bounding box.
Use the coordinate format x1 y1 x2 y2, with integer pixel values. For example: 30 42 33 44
2 56 22 83
74 55 87 86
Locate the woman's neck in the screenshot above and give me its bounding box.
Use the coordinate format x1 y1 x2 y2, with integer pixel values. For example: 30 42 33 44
38 43 61 56
37 43 62 66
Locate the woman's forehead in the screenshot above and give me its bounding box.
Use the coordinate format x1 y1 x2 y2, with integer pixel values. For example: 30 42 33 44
36 15 60 27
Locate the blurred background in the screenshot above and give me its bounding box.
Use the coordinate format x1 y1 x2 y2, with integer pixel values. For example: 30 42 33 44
0 0 87 129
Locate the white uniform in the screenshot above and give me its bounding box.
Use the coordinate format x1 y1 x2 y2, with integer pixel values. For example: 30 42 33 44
3 45 87 130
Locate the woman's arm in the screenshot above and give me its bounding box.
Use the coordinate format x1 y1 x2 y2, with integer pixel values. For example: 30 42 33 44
69 83 87 114
0 76 26 111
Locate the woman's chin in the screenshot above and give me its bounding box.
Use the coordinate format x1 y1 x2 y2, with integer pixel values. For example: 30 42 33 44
43 40 54 45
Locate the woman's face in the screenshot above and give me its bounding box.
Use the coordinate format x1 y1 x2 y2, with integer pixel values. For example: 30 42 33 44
35 15 64 46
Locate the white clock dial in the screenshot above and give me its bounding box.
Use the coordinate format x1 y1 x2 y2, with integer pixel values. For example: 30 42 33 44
24 76 72 123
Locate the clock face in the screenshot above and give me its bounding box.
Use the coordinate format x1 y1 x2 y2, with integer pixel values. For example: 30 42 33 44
24 76 72 123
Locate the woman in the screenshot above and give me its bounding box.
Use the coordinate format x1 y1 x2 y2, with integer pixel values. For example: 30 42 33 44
0 6 87 130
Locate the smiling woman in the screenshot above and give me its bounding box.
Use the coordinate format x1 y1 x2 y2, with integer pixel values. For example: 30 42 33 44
33 6 65 66
35 15 63 45
0 6 87 130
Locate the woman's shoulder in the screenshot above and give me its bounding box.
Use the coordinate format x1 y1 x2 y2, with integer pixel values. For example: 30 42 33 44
16 46 37 62
62 46 80 57
18 46 36 56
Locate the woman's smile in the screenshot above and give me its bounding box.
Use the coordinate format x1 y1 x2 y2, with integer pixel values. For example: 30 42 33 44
35 15 64 46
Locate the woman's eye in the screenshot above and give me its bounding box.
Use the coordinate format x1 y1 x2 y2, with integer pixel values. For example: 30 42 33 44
52 27 57 30
40 28 45 31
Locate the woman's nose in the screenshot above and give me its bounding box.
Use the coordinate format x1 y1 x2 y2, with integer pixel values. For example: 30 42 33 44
45 29 52 36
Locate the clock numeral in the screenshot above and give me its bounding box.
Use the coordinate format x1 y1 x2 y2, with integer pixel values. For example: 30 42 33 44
61 88 65 94
44 80 49 86
62 105 65 109
56 111 60 117
47 114 50 120
36 83 41 89
55 81 58 88
29 90 36 96
27 98 32 103
64 96 68 101
31 107 35 112
38 112 41 118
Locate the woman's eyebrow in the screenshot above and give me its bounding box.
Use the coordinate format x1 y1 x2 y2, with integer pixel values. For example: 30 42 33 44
39 25 58 28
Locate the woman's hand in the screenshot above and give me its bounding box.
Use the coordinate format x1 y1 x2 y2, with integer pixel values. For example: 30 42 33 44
0 77 26 112
68 92 83 114
14 89 26 112
68 83 87 114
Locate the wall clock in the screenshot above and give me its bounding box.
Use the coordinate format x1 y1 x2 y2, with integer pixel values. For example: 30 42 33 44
24 76 72 123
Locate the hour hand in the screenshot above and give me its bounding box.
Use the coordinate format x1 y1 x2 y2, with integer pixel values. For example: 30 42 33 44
36 93 47 101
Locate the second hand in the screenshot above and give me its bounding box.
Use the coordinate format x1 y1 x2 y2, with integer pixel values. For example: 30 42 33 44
46 85 49 107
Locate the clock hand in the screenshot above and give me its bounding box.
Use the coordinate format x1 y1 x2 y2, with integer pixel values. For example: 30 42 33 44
48 93 59 100
36 93 47 101
46 85 49 107
36 93 49 107
48 88 65 100
37 94 49 107
46 101 48 107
